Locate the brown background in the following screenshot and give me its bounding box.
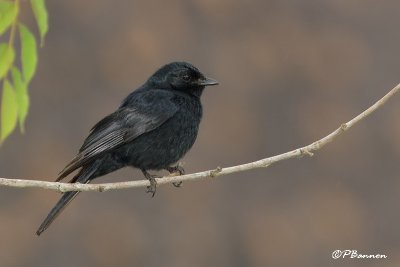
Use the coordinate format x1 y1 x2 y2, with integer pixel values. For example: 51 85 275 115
0 0 399 266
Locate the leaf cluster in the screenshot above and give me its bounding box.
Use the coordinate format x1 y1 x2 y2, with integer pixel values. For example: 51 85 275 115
0 0 48 143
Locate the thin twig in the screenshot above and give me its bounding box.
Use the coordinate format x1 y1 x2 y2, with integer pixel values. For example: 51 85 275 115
0 83 399 192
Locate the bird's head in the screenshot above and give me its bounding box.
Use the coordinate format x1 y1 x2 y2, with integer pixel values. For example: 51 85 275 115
148 62 218 97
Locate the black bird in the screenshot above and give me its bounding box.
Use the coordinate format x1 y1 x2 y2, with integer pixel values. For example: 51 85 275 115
36 61 218 235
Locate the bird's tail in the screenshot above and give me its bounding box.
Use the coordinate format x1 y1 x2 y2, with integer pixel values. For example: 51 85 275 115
36 164 99 236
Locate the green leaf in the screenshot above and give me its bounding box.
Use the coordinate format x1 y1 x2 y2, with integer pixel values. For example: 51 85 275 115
11 67 29 132
30 0 48 46
0 1 18 36
1 79 18 142
19 24 37 83
0 43 15 78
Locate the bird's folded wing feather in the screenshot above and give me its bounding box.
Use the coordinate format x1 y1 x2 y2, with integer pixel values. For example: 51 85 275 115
57 94 178 181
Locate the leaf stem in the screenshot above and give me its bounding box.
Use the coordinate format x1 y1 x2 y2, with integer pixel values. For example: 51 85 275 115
4 0 19 84
8 0 19 48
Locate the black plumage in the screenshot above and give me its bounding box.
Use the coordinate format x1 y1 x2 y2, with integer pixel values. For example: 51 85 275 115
36 62 218 235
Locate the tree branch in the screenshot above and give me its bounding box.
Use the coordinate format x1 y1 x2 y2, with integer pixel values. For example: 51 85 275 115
1 83 400 192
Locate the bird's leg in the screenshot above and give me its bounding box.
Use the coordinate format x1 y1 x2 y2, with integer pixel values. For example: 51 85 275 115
141 169 160 197
165 165 185 187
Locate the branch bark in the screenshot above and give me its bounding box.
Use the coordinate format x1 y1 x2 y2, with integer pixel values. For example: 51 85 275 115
1 83 399 192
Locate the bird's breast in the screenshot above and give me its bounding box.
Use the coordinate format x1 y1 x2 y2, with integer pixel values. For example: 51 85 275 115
119 97 202 170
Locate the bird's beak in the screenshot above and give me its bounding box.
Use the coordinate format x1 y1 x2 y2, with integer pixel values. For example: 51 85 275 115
198 77 219 86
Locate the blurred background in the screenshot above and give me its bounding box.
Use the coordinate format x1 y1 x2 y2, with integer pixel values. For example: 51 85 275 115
0 0 399 266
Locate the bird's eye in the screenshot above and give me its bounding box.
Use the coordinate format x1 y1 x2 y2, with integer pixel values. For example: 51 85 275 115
182 75 190 81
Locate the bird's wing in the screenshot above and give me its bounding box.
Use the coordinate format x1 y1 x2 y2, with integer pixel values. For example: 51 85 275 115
57 94 178 181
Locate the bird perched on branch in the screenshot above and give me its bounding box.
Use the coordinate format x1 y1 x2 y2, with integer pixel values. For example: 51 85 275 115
36 61 218 235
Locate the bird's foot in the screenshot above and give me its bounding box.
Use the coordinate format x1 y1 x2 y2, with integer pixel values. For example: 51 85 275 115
166 165 185 175
166 165 185 187
172 181 183 187
146 178 158 197
141 170 160 197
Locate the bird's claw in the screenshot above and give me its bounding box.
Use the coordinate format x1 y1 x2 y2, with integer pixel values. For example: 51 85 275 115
142 169 160 197
172 181 183 187
166 165 185 188
166 165 185 175
146 177 157 197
